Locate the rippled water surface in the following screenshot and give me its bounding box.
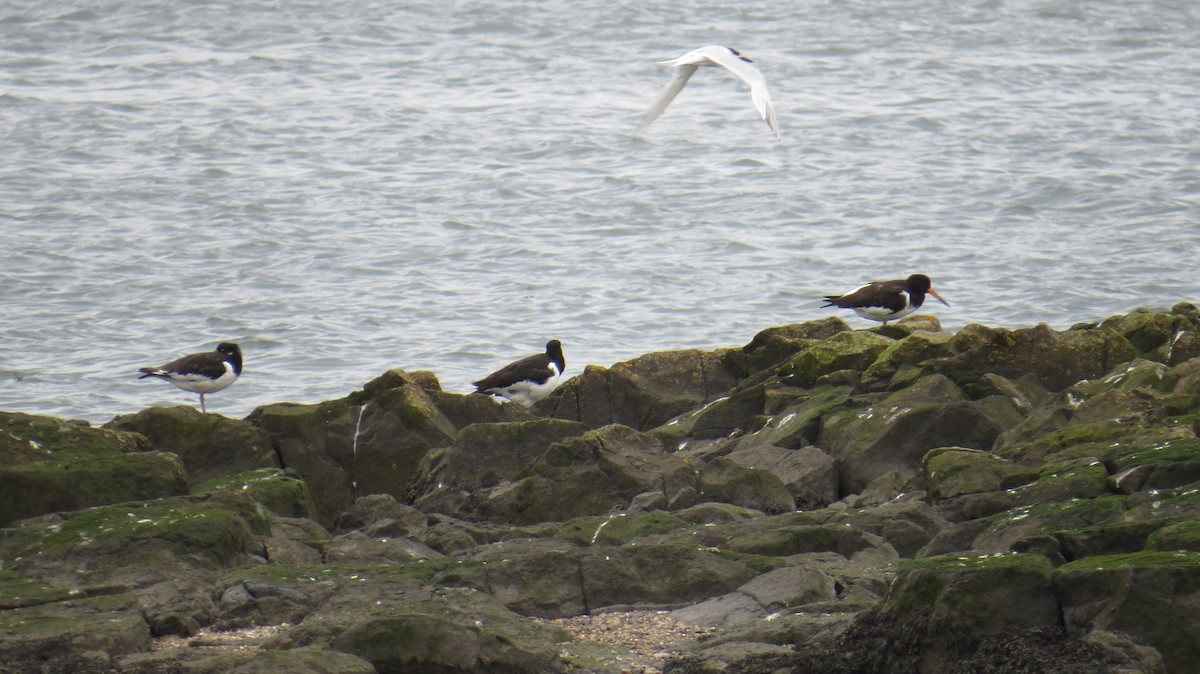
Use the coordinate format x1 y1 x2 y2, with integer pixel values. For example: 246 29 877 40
2 0 1198 423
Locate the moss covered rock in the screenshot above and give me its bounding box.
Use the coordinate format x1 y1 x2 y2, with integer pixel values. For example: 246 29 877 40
941 457 1112 523
1057 519 1179 561
737 564 838 611
248 398 362 527
330 600 563 673
1147 520 1200 553
819 375 1005 493
417 423 693 525
104 405 278 485
729 385 852 453
0 411 148 461
676 384 768 441
555 511 691 547
778 330 894 388
827 501 949 559
923 323 1137 392
195 468 319 520
1110 438 1200 490
323 531 445 566
282 582 567 674
740 317 853 376
0 411 184 526
882 553 1060 671
0 450 188 527
923 447 1037 501
1067 388 1166 431
862 330 955 386
1166 357 1200 395
1054 551 1200 674
997 418 1156 465
348 380 458 491
727 444 838 510
0 494 270 587
485 426 693 524
726 523 893 560
250 374 458 526
968 496 1130 556
334 493 429 536
127 648 378 674
1100 309 1194 360
693 458 796 514
0 591 151 667
541 348 743 432
422 418 589 491
580 544 758 611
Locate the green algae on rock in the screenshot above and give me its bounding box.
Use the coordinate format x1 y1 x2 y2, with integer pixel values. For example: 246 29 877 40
104 406 278 485
194 468 319 520
0 411 184 526
0 450 188 527
1055 551 1200 674
777 329 893 388
2 495 269 578
4 308 1200 673
923 447 1038 501
1 411 149 459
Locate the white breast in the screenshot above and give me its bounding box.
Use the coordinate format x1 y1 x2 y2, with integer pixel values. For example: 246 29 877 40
167 363 238 394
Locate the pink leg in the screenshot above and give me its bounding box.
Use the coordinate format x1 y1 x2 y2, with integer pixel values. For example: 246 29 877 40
200 393 207 414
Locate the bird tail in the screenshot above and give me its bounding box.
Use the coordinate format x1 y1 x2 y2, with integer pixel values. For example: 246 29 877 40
138 368 167 380
821 296 842 308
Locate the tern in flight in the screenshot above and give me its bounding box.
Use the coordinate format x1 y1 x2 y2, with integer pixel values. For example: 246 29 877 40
637 45 779 139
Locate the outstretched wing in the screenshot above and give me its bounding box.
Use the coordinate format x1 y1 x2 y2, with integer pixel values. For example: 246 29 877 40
636 64 699 132
706 48 779 138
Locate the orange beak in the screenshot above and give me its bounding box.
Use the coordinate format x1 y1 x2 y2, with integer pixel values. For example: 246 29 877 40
929 288 950 307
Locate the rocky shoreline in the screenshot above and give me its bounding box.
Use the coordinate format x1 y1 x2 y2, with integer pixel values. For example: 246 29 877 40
2 306 1200 673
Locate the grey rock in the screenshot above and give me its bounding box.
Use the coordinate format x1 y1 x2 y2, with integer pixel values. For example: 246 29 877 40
669 592 767 628
727 444 838 510
334 493 429 535
737 565 837 610
324 531 446 565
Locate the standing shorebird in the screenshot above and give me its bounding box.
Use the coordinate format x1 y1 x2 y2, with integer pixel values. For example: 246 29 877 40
472 340 565 406
138 342 243 413
822 274 950 326
637 45 779 138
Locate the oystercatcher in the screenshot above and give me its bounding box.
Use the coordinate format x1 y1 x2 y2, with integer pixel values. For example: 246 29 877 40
138 342 243 413
472 340 565 406
822 274 950 326
637 45 779 139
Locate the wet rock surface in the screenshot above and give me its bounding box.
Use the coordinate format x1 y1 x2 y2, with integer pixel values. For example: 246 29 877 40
2 307 1199 673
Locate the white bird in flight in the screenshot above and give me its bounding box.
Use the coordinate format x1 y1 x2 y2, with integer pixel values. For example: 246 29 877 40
637 45 779 139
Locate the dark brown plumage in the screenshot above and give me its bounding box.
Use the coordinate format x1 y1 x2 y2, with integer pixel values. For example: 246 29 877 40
472 340 565 406
822 274 949 326
138 342 243 413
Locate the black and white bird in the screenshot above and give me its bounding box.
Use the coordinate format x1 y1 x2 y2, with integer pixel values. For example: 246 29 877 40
637 45 779 138
472 340 565 406
822 274 950 326
138 342 243 413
